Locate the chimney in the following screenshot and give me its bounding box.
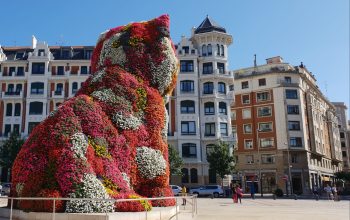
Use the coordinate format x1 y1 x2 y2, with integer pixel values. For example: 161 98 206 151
32 35 37 49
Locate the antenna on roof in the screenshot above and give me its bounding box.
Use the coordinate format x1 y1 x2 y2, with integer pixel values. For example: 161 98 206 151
254 54 257 67
325 81 328 97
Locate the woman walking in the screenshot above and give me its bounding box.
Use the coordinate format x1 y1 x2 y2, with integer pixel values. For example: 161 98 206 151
236 185 243 204
232 184 238 203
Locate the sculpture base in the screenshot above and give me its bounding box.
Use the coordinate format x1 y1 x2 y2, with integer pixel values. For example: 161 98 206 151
0 206 177 220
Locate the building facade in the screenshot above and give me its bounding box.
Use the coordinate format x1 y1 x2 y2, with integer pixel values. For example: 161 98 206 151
231 56 343 195
0 36 93 181
332 102 350 172
167 16 235 186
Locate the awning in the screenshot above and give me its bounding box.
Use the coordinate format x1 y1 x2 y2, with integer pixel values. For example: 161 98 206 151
322 176 330 181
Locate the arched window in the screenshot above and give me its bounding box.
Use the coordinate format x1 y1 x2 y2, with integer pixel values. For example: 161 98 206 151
14 103 21 116
182 143 197 158
72 82 78 94
31 82 44 94
209 169 217 184
203 82 214 94
181 100 195 114
29 102 43 115
190 168 198 183
219 102 227 115
221 45 224 56
6 103 12 116
202 45 207 56
217 44 220 56
207 44 212 56
181 168 189 183
218 82 226 94
204 102 215 115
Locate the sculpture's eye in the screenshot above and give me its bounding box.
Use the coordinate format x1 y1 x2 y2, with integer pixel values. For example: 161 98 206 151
158 26 169 38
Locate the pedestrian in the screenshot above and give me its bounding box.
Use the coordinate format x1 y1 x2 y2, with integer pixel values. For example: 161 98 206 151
332 185 338 201
324 184 333 200
312 185 319 200
0 182 2 196
236 184 243 204
232 184 238 203
181 185 187 205
250 182 255 199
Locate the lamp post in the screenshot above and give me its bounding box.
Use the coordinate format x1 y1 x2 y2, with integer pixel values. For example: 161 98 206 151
287 145 293 196
256 128 263 197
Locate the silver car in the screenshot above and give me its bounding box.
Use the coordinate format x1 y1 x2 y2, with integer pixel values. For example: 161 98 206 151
170 185 182 196
189 185 224 198
1 183 11 195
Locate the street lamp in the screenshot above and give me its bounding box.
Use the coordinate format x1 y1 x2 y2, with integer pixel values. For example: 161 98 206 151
285 142 293 196
256 128 263 197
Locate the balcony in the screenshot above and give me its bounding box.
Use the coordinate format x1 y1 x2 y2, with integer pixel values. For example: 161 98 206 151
1 71 27 80
277 79 299 87
1 91 23 99
52 90 64 98
200 69 233 80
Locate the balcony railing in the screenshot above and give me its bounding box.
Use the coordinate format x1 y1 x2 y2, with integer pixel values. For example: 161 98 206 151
1 91 23 98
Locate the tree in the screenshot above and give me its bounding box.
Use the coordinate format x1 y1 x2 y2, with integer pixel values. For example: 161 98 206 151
0 132 25 181
168 144 183 176
335 171 350 182
207 141 235 184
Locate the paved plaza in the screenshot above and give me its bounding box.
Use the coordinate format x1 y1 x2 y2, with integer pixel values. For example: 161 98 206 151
178 197 349 220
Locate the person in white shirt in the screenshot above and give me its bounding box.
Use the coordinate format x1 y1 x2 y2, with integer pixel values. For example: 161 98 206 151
324 184 333 200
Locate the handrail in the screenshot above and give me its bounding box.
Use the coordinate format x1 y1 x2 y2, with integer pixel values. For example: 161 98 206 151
0 194 197 220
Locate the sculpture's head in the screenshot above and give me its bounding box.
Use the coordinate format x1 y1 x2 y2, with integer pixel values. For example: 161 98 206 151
91 14 178 96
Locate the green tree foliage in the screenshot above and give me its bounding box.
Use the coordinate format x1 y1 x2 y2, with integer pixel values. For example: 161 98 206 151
168 144 183 175
207 141 235 182
335 171 350 182
0 133 25 171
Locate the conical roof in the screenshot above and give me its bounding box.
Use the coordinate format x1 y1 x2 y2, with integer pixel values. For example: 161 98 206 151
194 16 226 34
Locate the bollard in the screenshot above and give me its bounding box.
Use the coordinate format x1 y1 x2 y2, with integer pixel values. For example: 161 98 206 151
315 195 319 201
293 194 297 200
273 194 276 200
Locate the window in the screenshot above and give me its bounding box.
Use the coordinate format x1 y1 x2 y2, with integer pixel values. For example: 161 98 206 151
217 63 225 73
16 84 22 93
219 102 227 115
182 143 197 158
291 154 298 163
242 109 251 119
260 138 274 148
85 50 93 59
203 62 213 74
38 49 45 56
203 82 214 94
181 168 189 183
231 110 236 120
181 100 195 114
244 140 253 149
206 144 216 157
216 44 220 56
190 168 198 183
220 123 228 136
17 67 24 76
55 83 63 95
242 95 250 104
209 169 217 183
181 121 196 135
7 84 14 93
258 106 272 117
243 124 252 133
286 89 298 99
261 154 275 164
6 103 12 116
72 82 78 94
246 155 254 164
341 142 346 148
205 123 216 136
9 67 15 75
287 105 299 114
343 151 347 157
229 85 234 91
13 124 20 135
259 78 266 86
81 66 88 74
32 62 45 74
284 77 292 83
29 102 43 115
218 82 226 94
204 102 215 115
290 137 302 147
340 132 345 138
31 82 44 94
241 81 249 89
180 80 194 93
207 44 212 56
202 45 207 56
221 45 224 56
288 121 300 130
259 122 273 132
257 92 270 102
4 124 11 137
57 66 64 75
28 122 40 134
180 60 194 72
14 103 21 116
182 46 189 54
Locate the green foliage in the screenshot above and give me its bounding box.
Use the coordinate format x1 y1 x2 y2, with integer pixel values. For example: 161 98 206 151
0 132 25 170
206 141 235 179
274 188 284 197
168 144 183 175
335 171 350 182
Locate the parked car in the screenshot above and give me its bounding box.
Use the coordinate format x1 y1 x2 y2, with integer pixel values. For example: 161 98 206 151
170 185 182 196
1 183 11 195
189 185 224 198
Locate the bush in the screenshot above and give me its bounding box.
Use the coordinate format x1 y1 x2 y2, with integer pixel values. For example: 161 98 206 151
274 188 283 197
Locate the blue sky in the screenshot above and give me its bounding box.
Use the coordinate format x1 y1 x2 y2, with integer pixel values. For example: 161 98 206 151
1 0 349 115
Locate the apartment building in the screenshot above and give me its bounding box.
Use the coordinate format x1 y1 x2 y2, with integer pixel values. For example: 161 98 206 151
332 102 350 171
167 16 235 186
231 56 343 195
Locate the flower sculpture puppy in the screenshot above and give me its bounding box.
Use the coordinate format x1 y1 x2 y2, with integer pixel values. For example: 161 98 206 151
11 14 178 213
